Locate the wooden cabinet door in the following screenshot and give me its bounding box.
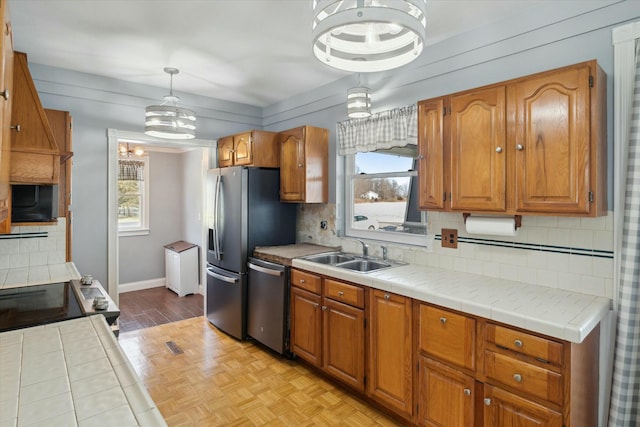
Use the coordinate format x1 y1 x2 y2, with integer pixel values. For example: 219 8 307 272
233 132 252 166
323 297 365 391
290 286 322 367
483 385 562 427
217 136 234 167
450 86 506 212
418 98 446 210
419 357 474 427
368 289 413 417
514 64 591 214
279 128 305 202
0 1 12 234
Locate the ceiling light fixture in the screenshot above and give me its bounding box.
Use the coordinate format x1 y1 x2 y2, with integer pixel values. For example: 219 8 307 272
312 0 427 73
118 142 145 157
145 67 196 140
347 74 371 118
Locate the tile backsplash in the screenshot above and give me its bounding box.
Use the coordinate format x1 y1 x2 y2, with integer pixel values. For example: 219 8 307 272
0 218 67 269
297 204 614 299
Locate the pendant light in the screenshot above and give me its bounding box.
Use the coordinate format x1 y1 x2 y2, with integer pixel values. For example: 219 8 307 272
347 74 371 118
118 142 145 157
312 0 427 73
145 68 196 140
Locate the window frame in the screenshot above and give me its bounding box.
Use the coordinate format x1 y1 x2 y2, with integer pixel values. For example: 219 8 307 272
118 155 150 237
344 150 427 246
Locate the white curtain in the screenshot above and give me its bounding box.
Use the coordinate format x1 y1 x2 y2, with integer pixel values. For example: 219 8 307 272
609 39 640 426
337 105 417 155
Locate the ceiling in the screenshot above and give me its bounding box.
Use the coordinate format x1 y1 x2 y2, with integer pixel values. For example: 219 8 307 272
9 0 557 108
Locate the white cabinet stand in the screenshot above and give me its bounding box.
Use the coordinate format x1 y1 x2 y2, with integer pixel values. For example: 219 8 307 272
164 241 199 297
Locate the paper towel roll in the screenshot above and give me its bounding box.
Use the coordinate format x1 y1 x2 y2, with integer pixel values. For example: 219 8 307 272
465 216 519 237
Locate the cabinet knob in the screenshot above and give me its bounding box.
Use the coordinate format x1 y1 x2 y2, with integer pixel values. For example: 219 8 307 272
0 89 8 101
495 146 503 153
484 398 491 406
298 163 304 168
338 291 344 296
463 388 471 396
416 154 425 160
10 124 21 132
314 303 320 308
300 279 306 284
439 317 447 324
321 305 327 311
516 144 524 151
383 294 390 300
513 373 523 383
514 339 523 348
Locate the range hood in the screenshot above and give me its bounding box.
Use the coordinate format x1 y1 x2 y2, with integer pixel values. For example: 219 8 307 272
9 51 61 185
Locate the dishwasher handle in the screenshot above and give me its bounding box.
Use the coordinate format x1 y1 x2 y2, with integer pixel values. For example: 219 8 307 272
248 262 283 277
206 267 238 284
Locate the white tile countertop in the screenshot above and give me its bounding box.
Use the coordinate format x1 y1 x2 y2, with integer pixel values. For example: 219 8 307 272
0 315 166 427
0 262 81 289
292 258 612 344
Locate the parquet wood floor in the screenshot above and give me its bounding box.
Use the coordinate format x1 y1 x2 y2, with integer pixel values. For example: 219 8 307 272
118 287 204 333
118 316 404 426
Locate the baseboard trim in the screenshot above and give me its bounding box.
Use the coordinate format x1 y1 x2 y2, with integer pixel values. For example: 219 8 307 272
119 278 166 293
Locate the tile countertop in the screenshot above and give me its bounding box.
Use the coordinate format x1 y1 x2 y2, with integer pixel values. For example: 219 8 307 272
0 262 81 289
0 315 166 427
292 258 612 344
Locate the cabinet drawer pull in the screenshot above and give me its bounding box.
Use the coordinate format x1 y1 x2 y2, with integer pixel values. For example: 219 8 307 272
384 294 390 300
322 305 327 311
516 144 524 151
463 388 471 396
314 303 320 308
338 291 344 296
0 89 8 101
495 146 503 153
514 339 523 348
298 163 304 168
484 398 491 406
513 373 522 383
10 124 21 132
439 317 447 324
299 279 306 284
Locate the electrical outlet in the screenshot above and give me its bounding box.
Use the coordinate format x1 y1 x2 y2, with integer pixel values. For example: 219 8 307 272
441 228 458 249
320 220 328 230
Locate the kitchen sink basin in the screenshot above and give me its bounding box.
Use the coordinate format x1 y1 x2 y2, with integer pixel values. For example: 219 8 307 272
301 252 402 273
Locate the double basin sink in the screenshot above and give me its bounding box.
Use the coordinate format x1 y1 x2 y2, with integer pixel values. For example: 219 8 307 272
302 252 403 273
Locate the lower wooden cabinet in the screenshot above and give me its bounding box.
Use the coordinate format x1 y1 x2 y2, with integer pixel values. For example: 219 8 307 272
368 289 413 418
290 285 322 367
482 385 563 427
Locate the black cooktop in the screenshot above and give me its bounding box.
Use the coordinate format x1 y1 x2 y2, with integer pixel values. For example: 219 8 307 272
0 282 84 333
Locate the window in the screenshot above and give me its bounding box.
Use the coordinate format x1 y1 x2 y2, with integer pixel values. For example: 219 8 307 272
118 157 149 236
345 145 427 245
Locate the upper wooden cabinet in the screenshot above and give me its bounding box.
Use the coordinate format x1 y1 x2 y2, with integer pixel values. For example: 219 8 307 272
217 130 278 168
278 125 328 203
0 0 13 233
10 51 60 184
418 60 606 217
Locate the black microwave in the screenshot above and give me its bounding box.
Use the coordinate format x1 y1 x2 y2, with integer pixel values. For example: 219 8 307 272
11 184 59 222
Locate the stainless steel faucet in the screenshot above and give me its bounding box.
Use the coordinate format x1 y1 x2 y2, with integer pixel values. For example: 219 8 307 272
356 239 369 258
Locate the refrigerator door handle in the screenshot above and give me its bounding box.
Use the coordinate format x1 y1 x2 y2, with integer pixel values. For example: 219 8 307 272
248 262 283 277
206 267 238 284
212 173 222 260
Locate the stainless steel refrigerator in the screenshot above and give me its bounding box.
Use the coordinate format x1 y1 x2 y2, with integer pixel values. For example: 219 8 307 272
205 166 296 340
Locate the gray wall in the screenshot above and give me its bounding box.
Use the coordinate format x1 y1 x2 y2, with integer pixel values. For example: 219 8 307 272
28 1 640 289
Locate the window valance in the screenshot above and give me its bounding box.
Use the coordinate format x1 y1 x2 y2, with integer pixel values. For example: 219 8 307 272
118 159 145 181
337 104 418 155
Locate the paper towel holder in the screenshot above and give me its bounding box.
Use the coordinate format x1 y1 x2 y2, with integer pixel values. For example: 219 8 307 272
463 213 522 230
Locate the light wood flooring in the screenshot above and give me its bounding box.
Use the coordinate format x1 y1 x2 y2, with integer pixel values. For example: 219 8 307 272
118 317 404 426
118 287 204 333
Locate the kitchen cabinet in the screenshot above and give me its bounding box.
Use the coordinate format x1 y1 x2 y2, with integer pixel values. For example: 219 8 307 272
217 130 279 168
290 269 365 391
418 60 606 217
483 385 562 427
278 125 328 203
0 0 12 234
368 289 413 418
10 51 60 184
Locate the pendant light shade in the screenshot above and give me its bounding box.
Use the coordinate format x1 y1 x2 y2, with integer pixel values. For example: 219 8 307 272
312 0 427 73
145 68 196 140
347 86 371 118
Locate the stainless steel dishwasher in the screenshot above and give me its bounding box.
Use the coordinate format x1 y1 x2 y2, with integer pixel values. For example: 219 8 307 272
247 257 290 355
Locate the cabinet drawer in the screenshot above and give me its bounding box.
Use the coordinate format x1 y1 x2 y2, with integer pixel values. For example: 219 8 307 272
324 279 364 308
484 351 564 405
290 269 321 294
418 304 475 371
486 324 564 365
